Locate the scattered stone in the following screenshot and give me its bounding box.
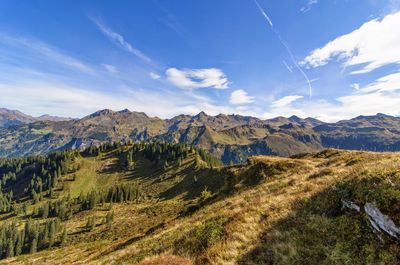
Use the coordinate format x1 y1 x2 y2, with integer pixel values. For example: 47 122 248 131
341 199 360 212
364 203 400 240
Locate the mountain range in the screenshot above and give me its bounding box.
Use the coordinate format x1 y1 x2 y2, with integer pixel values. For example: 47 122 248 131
0 108 72 127
1 108 400 163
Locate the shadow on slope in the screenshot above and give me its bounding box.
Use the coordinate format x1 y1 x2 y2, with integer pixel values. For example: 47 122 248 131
237 170 400 265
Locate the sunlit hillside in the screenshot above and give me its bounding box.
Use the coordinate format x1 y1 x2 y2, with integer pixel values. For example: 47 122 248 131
0 143 399 264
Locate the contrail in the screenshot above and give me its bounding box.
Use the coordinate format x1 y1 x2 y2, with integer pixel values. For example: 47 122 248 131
278 34 313 98
253 0 313 98
254 0 273 28
282 60 293 73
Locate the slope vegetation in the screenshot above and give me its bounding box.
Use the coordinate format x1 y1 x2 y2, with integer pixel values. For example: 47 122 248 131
0 145 399 264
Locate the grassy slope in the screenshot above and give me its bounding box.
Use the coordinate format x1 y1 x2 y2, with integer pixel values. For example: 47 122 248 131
2 149 400 264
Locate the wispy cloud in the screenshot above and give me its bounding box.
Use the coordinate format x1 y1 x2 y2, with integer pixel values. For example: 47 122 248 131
361 72 400 93
272 95 303 108
90 17 153 66
351 83 360 90
166 67 229 89
101 64 118 74
301 12 400 74
154 1 186 37
263 90 400 122
0 33 95 74
149 72 161 80
300 11 400 114
253 1 313 98
0 76 265 119
300 0 318 13
229 89 255 105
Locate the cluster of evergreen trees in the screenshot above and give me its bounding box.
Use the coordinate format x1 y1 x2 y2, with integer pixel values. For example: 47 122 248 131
121 140 222 169
84 211 114 232
0 218 66 259
0 190 14 213
82 142 122 157
195 148 223 168
142 141 191 163
25 151 80 199
78 183 141 211
0 150 80 210
118 141 191 169
80 140 222 170
0 139 223 260
33 182 140 220
35 196 74 220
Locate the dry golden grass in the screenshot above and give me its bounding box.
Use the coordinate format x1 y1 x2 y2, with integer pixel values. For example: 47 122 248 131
137 255 192 265
2 149 400 264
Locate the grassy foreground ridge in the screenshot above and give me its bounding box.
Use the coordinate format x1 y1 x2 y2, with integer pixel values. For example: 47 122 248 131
0 142 399 264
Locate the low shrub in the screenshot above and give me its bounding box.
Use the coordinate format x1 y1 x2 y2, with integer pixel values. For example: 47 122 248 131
174 217 226 256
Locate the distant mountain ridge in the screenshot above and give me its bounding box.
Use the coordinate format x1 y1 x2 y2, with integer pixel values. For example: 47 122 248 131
0 108 73 127
1 107 400 163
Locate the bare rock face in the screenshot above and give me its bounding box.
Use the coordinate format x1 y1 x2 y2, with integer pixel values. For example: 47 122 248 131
364 203 400 240
342 200 400 240
341 199 360 212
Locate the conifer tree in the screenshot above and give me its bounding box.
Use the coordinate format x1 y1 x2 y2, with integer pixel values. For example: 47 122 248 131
60 227 67 246
30 236 38 254
105 211 114 229
86 216 95 231
6 239 14 258
15 233 22 256
49 221 56 247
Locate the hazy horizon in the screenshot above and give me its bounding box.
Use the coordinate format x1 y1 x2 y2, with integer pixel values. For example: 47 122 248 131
3 106 400 123
1 0 400 122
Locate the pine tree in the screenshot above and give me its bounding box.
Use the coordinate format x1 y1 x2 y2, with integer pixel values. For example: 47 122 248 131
49 221 56 247
30 236 38 254
15 233 23 256
105 211 114 229
42 222 49 247
6 238 14 258
60 227 67 246
86 216 95 231
40 203 49 218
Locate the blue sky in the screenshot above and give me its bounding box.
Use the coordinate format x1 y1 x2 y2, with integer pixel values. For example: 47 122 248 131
0 0 400 121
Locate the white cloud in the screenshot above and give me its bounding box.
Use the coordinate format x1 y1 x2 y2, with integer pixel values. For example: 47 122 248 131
0 81 216 118
166 67 229 89
351 83 360 90
229 89 255 105
300 0 318 13
0 73 250 119
2 73 399 122
90 17 153 65
102 64 118 74
301 12 400 74
298 12 400 122
263 90 400 122
149 72 161 80
362 72 400 93
0 33 94 74
271 95 303 108
322 91 400 121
